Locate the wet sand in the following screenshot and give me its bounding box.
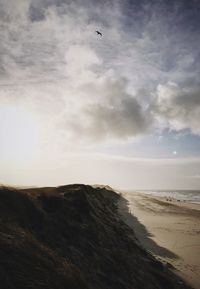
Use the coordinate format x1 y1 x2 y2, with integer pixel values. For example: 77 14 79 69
118 191 200 289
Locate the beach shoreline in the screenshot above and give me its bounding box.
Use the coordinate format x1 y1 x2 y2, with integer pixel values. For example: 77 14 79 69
118 191 200 289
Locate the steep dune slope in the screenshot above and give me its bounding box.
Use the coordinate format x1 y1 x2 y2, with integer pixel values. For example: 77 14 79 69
0 185 193 289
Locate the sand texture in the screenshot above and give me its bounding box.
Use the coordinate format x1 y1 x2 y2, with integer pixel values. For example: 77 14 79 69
119 192 200 289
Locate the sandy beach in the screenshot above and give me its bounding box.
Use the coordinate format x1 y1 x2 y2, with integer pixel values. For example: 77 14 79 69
118 192 200 289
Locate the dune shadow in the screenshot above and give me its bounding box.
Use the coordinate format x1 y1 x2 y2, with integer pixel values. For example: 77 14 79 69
118 194 178 260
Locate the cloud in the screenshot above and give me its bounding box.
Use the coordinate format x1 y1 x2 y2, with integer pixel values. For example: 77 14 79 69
187 174 200 179
153 82 200 135
66 76 152 142
1 0 200 188
0 0 200 147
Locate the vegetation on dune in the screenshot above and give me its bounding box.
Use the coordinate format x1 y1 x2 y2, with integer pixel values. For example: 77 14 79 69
0 185 192 289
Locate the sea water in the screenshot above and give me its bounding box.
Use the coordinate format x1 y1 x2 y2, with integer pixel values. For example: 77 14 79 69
137 190 200 204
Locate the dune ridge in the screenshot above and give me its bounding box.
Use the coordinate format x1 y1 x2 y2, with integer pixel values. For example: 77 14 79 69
0 184 193 289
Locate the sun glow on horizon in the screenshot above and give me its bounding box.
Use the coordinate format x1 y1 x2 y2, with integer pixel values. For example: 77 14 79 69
0 105 40 165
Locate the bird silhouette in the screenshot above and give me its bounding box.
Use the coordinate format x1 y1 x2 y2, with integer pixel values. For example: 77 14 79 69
95 30 102 36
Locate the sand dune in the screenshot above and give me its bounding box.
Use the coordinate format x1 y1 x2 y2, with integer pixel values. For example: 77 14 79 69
119 191 200 289
0 185 193 289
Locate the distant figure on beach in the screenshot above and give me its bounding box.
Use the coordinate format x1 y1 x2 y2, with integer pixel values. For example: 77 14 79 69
96 30 102 36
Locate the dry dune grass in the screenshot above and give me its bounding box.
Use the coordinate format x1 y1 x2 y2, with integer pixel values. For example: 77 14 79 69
0 185 193 289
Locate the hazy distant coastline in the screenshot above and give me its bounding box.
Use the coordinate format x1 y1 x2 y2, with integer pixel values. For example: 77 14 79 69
122 190 200 204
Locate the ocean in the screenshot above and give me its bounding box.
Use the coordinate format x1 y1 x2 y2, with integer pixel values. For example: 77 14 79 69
137 190 200 204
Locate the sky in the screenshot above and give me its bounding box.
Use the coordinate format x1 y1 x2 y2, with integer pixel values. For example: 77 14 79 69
0 0 200 189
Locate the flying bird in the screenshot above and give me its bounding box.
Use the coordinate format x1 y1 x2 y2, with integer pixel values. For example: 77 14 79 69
96 30 102 36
